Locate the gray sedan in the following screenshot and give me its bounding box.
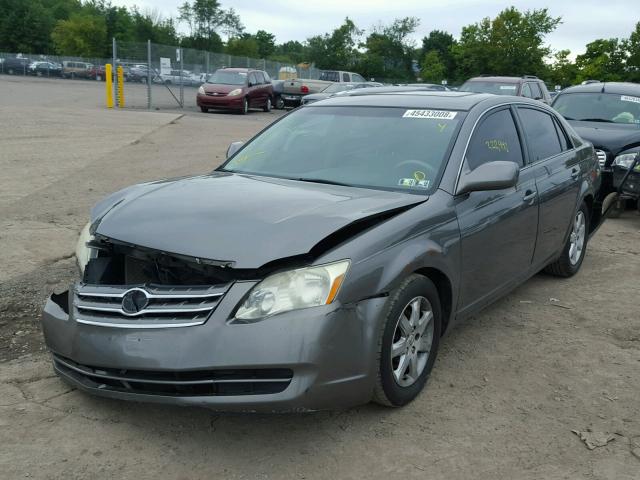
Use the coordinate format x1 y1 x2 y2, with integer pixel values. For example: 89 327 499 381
41 92 601 411
301 82 382 105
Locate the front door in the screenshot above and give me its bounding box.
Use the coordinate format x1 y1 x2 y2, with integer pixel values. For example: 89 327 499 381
455 107 539 313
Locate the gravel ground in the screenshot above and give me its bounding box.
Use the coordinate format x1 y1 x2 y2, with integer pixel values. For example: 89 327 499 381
0 76 639 480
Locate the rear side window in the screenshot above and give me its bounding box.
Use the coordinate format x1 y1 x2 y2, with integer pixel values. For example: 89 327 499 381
521 83 533 98
518 108 563 162
553 118 572 151
466 108 524 170
530 82 543 99
248 72 258 85
254 72 265 84
342 72 350 82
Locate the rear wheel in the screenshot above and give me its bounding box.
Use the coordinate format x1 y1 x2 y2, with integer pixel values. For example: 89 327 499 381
373 275 441 407
200 106 208 113
544 202 589 277
263 96 272 112
275 95 285 110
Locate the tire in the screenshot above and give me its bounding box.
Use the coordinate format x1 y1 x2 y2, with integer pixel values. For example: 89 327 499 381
373 274 442 407
606 199 625 219
544 202 589 277
200 106 208 113
140 77 147 84
275 95 285 110
240 97 249 115
263 96 272 112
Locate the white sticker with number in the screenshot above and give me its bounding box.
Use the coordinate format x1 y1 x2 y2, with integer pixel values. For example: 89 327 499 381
621 95 640 104
403 110 457 120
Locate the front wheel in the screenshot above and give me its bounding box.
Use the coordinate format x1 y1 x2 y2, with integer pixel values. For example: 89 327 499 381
544 202 589 277
240 97 248 115
373 274 441 407
263 96 272 112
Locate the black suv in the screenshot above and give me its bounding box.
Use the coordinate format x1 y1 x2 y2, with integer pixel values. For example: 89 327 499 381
1 57 32 75
460 75 552 104
552 82 640 216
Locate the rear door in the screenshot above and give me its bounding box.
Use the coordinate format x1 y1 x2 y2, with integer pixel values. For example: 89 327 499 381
515 106 581 267
455 106 539 313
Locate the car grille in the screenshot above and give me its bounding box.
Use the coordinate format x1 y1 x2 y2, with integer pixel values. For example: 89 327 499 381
73 283 229 328
53 354 293 397
595 149 607 168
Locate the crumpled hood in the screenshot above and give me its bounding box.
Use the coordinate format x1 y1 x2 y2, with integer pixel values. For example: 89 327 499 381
570 121 640 155
91 173 425 268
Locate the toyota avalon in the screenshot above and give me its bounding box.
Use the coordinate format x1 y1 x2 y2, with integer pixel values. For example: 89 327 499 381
41 92 601 411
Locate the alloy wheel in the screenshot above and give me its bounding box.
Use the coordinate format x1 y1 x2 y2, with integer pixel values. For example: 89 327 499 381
390 296 434 387
569 210 586 265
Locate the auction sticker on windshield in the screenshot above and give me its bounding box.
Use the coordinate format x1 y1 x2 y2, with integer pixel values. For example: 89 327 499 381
403 110 457 120
621 95 640 104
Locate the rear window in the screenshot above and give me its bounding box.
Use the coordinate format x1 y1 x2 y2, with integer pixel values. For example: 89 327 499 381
460 81 518 95
319 71 340 82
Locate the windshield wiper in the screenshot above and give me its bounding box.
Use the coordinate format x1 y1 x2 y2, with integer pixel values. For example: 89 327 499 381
579 118 615 123
295 177 352 187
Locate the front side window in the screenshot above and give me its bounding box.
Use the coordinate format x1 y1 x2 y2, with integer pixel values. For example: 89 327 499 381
222 106 464 194
466 109 524 170
553 92 640 125
342 72 350 82
530 82 543 99
517 108 563 162
352 73 366 82
521 83 533 98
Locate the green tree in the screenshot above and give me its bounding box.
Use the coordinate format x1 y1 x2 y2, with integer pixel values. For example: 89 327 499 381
307 18 362 70
548 49 578 87
575 38 628 82
421 30 456 79
254 30 275 58
226 34 259 58
628 22 640 81
51 13 107 57
360 17 419 80
420 50 446 83
454 7 561 80
0 0 56 53
272 40 307 64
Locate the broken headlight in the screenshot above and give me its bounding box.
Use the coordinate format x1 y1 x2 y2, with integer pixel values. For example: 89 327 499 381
235 260 350 321
75 222 96 274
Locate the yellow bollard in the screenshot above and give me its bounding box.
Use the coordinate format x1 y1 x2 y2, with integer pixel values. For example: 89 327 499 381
105 64 113 108
117 66 125 108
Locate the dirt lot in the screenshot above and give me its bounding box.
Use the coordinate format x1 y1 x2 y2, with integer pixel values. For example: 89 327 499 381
1 76 639 480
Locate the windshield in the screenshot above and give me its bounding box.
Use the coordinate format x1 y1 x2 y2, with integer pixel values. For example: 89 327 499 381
553 92 640 125
460 81 518 95
207 70 247 85
323 83 356 93
221 106 463 194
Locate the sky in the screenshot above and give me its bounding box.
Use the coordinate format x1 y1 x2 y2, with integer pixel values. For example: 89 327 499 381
111 0 639 57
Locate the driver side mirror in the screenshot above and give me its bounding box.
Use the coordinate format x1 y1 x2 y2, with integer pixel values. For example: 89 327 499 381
226 141 244 159
457 161 519 195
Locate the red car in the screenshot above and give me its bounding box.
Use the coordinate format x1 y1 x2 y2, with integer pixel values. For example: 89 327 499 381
197 68 274 114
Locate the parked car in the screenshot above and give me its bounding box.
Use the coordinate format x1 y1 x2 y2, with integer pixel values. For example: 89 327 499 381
395 83 450 91
1 57 32 75
552 81 640 216
127 64 154 83
62 61 93 79
282 70 368 107
460 76 552 104
197 68 274 114
301 82 383 105
41 91 602 412
271 79 286 109
28 61 63 77
155 69 199 86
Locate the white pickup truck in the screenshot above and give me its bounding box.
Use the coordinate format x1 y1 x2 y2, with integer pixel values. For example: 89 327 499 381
281 70 368 107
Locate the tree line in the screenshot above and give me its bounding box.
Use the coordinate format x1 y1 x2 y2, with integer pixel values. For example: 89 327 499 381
0 0 638 85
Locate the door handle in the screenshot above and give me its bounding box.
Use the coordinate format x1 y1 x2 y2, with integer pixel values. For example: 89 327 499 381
523 190 537 205
571 167 580 179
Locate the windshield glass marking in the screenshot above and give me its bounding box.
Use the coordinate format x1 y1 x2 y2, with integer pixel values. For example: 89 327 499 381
621 95 640 104
403 110 457 120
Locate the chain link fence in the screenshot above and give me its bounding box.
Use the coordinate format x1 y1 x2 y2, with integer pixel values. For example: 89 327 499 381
0 40 321 110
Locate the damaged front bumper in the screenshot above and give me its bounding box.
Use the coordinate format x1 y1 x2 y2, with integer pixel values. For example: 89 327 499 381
41 283 386 412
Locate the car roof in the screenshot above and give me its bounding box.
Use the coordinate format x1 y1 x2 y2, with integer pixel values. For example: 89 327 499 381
307 90 503 111
558 82 640 95
466 76 533 83
220 67 259 73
